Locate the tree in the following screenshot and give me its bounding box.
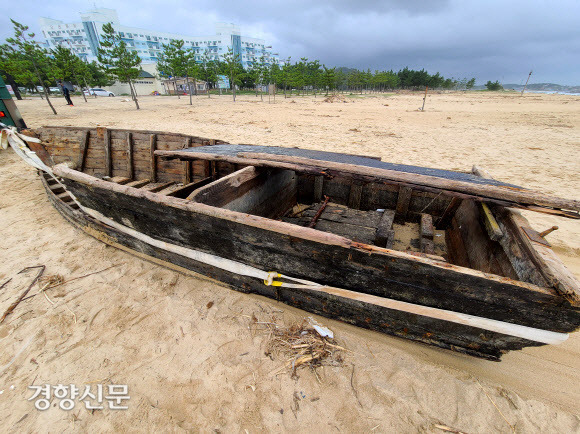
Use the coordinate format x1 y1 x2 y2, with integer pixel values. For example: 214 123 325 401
97 22 141 109
51 46 87 102
222 47 241 101
2 19 57 114
322 65 335 95
485 80 503 91
466 78 476 89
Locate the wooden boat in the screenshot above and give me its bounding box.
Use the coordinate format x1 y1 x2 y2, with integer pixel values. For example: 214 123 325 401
3 124 580 360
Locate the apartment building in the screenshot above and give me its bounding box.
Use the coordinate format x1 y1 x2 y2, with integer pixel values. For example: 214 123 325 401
39 8 280 69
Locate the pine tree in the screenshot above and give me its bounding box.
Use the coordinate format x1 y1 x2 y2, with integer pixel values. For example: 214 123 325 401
97 22 141 109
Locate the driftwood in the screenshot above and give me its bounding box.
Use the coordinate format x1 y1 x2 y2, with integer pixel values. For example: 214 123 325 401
0 266 45 323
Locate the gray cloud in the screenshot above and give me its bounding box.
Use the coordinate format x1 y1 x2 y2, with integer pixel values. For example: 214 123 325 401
2 0 579 84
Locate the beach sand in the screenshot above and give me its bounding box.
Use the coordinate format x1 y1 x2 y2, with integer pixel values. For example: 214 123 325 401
0 91 579 432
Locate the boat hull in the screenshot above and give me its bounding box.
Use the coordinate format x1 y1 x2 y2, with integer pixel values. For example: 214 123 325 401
44 170 578 361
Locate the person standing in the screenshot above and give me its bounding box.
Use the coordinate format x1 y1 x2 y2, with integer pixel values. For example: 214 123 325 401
59 81 73 106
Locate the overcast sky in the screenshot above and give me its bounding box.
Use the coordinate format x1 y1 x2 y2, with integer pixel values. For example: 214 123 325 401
3 0 579 85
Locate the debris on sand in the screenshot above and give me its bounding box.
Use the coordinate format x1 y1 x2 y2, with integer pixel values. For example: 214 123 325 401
323 94 349 103
261 317 345 377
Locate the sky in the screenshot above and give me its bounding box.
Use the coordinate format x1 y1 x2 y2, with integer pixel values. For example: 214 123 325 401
2 0 579 85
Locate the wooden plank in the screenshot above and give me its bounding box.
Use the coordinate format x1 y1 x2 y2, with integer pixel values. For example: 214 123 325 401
167 177 213 198
189 166 258 204
77 130 90 171
395 186 412 223
158 150 580 217
437 197 462 229
109 176 132 185
375 210 395 247
141 181 174 193
313 175 324 202
301 204 382 228
347 181 363 210
420 214 434 239
150 134 157 182
103 127 112 177
126 132 134 180
125 179 150 188
480 202 503 241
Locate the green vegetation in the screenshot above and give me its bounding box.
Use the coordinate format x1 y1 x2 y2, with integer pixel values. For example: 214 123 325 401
0 17 484 114
485 80 503 91
97 22 141 109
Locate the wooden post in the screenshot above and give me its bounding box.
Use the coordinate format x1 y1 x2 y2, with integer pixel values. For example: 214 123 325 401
395 186 412 223
184 137 192 184
103 128 112 177
421 86 428 111
375 210 395 248
521 71 532 96
126 132 134 180
420 214 435 254
77 130 90 172
150 134 157 182
313 176 324 202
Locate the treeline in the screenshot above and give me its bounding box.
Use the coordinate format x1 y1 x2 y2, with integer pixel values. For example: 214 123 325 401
1 18 479 113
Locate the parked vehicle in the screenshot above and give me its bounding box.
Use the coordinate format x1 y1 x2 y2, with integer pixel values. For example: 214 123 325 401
84 88 115 97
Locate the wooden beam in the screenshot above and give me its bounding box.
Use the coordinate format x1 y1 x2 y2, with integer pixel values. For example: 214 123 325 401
77 130 90 172
375 210 395 248
395 186 412 223
420 214 435 254
126 132 134 180
184 137 192 184
150 134 157 182
125 179 150 188
480 202 503 241
103 127 112 177
437 197 462 229
156 150 580 216
313 175 324 202
348 181 363 210
168 177 213 198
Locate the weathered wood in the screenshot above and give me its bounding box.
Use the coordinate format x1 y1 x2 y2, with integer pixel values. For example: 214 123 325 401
308 196 330 228
101 127 112 177
157 150 580 217
437 197 462 229
375 210 395 247
125 179 150 188
313 175 324 202
420 214 435 254
150 134 157 182
348 181 363 210
480 202 503 241
126 132 134 179
420 214 434 239
190 166 258 205
395 186 413 223
109 176 132 185
53 166 580 338
168 177 213 198
141 181 174 193
78 130 90 171
41 179 538 361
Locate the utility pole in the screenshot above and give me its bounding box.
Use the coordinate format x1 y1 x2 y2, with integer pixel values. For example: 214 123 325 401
521 70 532 96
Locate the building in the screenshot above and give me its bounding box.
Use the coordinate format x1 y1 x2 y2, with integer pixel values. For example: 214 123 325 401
39 8 280 69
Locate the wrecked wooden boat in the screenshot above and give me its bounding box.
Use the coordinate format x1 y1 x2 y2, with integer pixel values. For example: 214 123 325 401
3 124 580 360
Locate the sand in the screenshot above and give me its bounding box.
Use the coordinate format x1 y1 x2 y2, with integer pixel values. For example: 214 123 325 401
0 91 579 432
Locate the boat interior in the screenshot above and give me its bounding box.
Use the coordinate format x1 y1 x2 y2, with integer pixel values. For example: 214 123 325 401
31 126 551 285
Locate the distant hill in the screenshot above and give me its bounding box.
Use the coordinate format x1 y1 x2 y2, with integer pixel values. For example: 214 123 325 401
502 83 580 93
